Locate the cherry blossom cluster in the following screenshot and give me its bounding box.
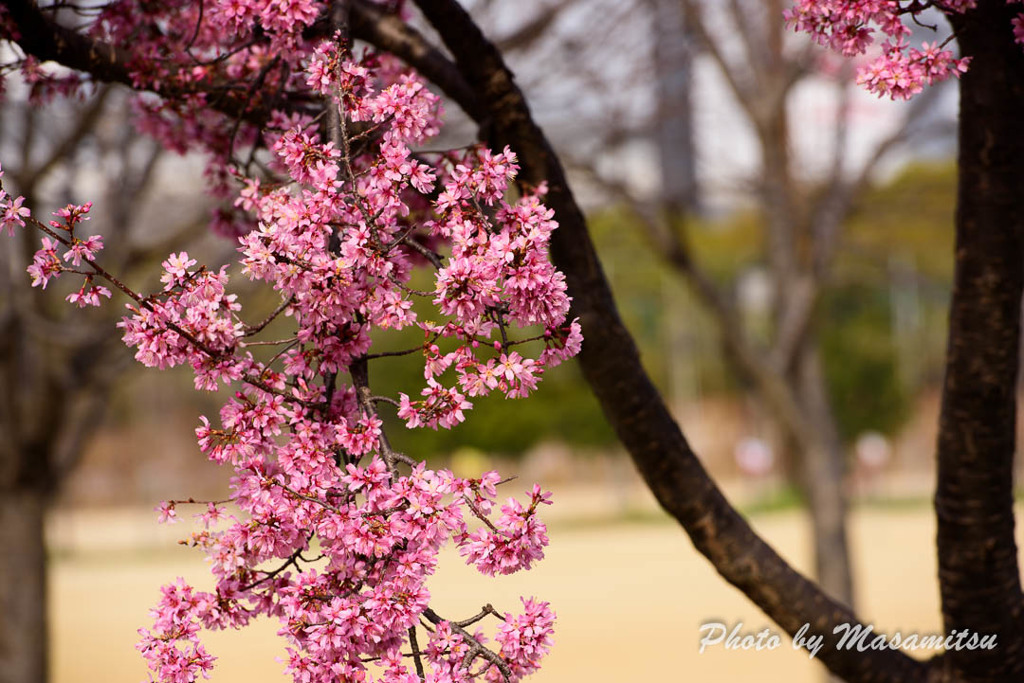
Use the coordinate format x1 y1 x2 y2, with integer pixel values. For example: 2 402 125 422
0 177 114 307
118 254 242 379
492 599 556 681
0 165 29 234
1 16 578 683
458 485 553 577
136 580 217 683
784 0 1012 99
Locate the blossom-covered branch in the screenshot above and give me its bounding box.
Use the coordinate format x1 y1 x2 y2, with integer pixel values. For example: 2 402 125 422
786 0 1024 99
0 5 580 681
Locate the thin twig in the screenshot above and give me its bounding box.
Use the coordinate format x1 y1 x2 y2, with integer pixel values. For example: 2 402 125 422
455 604 504 628
243 295 295 335
422 608 513 682
408 626 426 681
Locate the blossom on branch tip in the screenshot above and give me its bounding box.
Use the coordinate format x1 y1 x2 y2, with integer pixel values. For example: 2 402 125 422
160 252 198 289
66 281 112 308
157 501 179 524
2 194 29 234
63 235 104 266
493 598 556 681
27 237 62 289
457 486 552 577
786 0 982 99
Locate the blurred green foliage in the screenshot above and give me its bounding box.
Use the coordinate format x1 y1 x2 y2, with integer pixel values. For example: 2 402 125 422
843 162 956 281
820 284 908 441
822 162 956 439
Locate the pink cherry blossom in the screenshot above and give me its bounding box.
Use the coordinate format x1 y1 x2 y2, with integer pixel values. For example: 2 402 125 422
62 234 104 266
26 237 62 289
65 281 112 308
492 598 556 681
786 0 977 99
4 24 581 683
2 194 30 234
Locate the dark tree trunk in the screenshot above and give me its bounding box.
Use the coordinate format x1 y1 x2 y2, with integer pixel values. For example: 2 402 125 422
0 486 49 683
935 3 1024 680
0 311 55 683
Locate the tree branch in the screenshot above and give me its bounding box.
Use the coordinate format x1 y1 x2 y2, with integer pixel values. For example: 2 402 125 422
3 0 304 125
769 84 949 374
680 0 759 119
348 0 484 122
494 3 565 54
13 85 114 191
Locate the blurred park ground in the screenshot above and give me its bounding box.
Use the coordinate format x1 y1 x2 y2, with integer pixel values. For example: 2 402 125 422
54 483 1007 683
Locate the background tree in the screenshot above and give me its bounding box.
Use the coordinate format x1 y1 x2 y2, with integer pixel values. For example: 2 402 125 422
0 81 210 681
454 0 955 612
1 1 1022 682
563 0 957 610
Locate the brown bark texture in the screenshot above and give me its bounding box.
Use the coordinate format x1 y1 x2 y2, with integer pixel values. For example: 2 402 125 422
934 2 1024 680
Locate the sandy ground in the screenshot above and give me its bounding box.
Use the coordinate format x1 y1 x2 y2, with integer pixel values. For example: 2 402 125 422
48 486 979 683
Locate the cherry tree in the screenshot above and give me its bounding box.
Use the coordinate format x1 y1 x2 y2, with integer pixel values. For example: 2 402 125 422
2 2 578 682
1 1 1023 683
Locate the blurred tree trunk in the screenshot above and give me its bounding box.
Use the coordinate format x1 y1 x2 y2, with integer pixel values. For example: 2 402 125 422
0 292 93 683
664 0 861 609
792 339 853 607
0 486 49 683
652 0 700 215
0 235 59 683
0 85 201 683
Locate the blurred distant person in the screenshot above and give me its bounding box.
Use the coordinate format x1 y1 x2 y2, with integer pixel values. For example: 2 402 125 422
735 437 774 478
854 431 892 498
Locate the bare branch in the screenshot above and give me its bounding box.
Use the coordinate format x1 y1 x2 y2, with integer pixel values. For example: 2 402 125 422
681 0 758 120
494 3 565 53
15 85 114 191
407 626 426 681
